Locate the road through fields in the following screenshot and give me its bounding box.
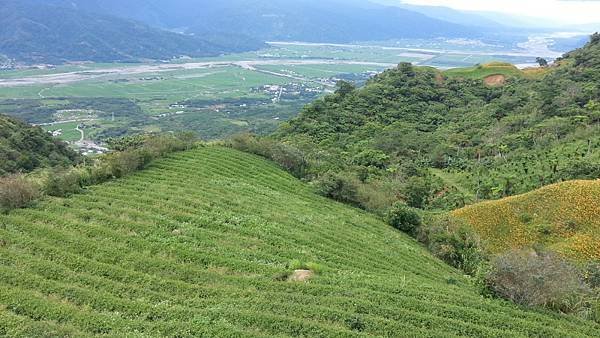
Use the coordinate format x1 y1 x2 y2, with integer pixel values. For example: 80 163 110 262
0 59 394 88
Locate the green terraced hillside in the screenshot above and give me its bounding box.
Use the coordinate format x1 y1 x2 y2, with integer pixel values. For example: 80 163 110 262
0 147 598 337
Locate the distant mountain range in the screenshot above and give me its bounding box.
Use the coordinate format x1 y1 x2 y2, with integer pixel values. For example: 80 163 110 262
182 0 479 43
42 0 482 41
0 0 584 65
0 0 264 64
370 0 504 28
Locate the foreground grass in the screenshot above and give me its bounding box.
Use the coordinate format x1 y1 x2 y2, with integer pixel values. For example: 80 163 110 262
453 180 600 263
0 147 598 336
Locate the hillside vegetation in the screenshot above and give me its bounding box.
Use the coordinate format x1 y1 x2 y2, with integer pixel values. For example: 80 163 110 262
443 62 549 83
270 34 600 213
0 147 597 336
453 180 600 262
0 114 79 175
444 62 523 80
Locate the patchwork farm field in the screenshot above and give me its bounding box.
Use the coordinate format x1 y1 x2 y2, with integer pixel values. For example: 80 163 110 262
0 61 371 145
0 147 598 336
0 40 546 149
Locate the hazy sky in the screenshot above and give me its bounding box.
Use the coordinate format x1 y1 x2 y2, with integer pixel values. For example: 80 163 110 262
402 0 600 24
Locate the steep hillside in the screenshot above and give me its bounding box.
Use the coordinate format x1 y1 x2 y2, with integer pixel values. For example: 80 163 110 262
0 147 597 336
453 180 600 262
0 0 263 64
0 115 79 175
274 34 600 212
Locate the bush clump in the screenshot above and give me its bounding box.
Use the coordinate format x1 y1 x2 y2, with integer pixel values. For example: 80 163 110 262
105 150 144 179
44 168 83 197
485 249 591 314
314 172 360 205
584 261 600 289
0 175 40 211
385 202 422 236
229 133 308 178
418 215 485 276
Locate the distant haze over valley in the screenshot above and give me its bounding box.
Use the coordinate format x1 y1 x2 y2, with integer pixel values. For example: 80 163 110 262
0 0 596 65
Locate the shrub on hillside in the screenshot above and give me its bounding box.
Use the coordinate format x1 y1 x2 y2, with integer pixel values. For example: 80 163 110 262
352 149 389 169
418 214 485 276
385 202 421 236
584 261 600 289
107 132 197 153
355 178 402 215
402 176 432 209
229 133 273 157
144 132 196 156
485 249 591 314
229 133 308 178
270 143 308 178
106 134 146 151
314 172 360 206
44 168 82 197
559 160 600 180
105 150 144 178
0 174 40 211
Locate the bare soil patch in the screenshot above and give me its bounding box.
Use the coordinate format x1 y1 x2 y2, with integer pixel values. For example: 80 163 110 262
484 74 506 86
288 269 314 282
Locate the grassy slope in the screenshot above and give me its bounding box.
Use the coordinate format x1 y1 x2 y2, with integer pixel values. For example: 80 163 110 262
453 180 600 262
0 147 598 336
443 62 549 80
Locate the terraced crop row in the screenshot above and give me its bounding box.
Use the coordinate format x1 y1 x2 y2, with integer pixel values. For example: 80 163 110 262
0 147 598 337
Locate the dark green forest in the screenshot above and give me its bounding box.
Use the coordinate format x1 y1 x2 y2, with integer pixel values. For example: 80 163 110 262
0 115 79 175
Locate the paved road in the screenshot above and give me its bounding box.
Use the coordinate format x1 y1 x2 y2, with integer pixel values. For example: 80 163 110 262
75 126 84 142
33 118 95 127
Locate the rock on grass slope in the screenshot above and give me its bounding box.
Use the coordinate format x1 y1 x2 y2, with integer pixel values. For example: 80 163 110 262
453 180 600 262
0 147 598 336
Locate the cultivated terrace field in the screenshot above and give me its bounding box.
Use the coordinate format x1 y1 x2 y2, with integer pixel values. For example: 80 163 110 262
0 147 598 336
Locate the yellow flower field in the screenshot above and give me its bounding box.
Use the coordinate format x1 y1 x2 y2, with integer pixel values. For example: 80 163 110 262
452 180 600 262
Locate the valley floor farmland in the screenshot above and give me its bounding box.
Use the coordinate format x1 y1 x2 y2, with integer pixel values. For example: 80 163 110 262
0 147 597 336
0 40 551 149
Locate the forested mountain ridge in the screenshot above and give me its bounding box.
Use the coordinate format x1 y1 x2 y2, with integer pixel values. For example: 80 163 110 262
185 0 477 43
0 115 79 175
271 34 600 212
0 0 264 64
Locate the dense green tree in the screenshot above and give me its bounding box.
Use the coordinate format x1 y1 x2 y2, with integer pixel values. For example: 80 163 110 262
536 57 549 67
